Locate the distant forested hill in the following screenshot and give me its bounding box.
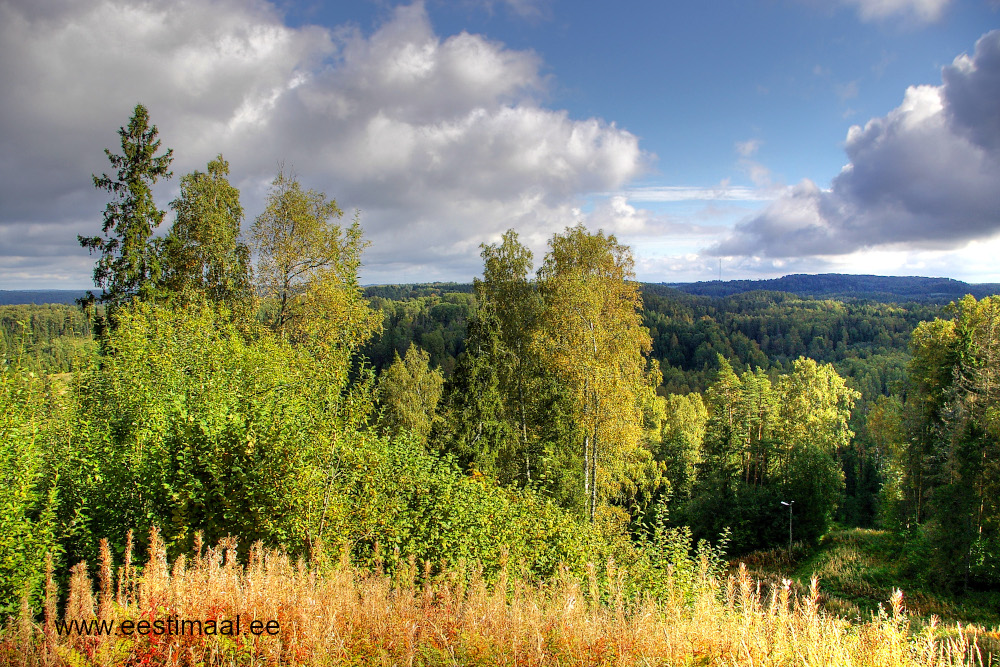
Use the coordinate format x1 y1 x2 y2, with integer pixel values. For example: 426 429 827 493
667 274 1000 302
359 277 952 391
639 286 940 397
0 290 88 305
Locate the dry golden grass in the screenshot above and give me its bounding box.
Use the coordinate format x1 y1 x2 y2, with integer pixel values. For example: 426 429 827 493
1 528 994 666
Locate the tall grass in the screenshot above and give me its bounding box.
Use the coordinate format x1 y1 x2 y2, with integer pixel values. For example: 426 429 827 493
2 528 995 666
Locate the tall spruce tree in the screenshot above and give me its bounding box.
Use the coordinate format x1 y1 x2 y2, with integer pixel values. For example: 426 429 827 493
79 103 173 314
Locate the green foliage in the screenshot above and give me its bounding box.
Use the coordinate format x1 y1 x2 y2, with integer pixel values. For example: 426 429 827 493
642 287 937 395
656 393 707 503
376 344 444 445
754 527 1000 625
969 533 1000 587
0 363 58 613
677 357 857 553
163 155 253 315
436 230 580 496
0 304 96 373
854 395 907 529
673 273 998 302
364 288 475 376
435 307 518 476
330 433 594 578
537 225 659 521
252 168 381 351
60 301 372 563
902 296 1000 590
53 298 594 580
435 233 600 519
79 103 173 312
635 496 729 604
474 231 546 485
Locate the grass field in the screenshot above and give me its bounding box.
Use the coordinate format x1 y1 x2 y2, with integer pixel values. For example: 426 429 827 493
2 528 998 666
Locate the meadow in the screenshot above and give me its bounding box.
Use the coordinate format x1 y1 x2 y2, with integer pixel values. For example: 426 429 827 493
3 528 997 667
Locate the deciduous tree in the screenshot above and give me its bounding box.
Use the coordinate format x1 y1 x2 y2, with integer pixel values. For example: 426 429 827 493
252 168 380 352
536 224 657 521
163 155 252 314
377 344 444 445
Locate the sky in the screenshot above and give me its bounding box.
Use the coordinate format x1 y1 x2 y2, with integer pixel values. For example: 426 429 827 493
0 0 998 288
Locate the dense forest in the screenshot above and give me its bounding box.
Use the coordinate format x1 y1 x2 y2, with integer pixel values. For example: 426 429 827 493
3 104 998 665
0 304 96 373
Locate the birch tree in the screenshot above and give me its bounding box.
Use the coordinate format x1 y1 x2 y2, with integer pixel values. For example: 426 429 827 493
476 231 544 482
251 168 380 352
536 224 656 521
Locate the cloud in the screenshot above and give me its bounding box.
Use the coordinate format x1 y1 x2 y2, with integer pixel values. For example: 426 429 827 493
619 185 777 203
835 80 859 102
709 30 1000 260
735 139 762 158
587 195 726 238
734 139 777 189
838 0 951 23
478 0 552 20
0 0 645 286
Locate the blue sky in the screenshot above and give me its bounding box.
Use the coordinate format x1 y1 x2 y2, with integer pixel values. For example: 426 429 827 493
0 0 998 287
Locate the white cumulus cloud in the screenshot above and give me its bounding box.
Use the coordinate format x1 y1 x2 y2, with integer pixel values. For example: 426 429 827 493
709 30 1000 260
0 0 645 286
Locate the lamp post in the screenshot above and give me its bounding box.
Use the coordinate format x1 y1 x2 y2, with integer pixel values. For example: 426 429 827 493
781 501 794 558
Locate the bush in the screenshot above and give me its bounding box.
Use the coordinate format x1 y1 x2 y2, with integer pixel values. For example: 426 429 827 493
57 300 596 582
634 495 729 603
0 364 58 613
59 301 371 565
330 432 594 579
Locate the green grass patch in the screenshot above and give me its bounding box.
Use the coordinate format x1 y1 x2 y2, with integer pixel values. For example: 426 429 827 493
736 527 1000 628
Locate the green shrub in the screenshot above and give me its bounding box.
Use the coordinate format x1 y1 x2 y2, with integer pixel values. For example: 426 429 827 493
60 301 371 564
57 300 595 582
0 364 58 613
634 495 730 603
331 432 594 579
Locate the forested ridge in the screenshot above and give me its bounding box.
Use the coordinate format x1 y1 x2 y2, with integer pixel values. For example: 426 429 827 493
3 104 999 665
670 273 1000 302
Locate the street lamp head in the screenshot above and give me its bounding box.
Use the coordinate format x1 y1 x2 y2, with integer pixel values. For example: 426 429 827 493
781 501 790 506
